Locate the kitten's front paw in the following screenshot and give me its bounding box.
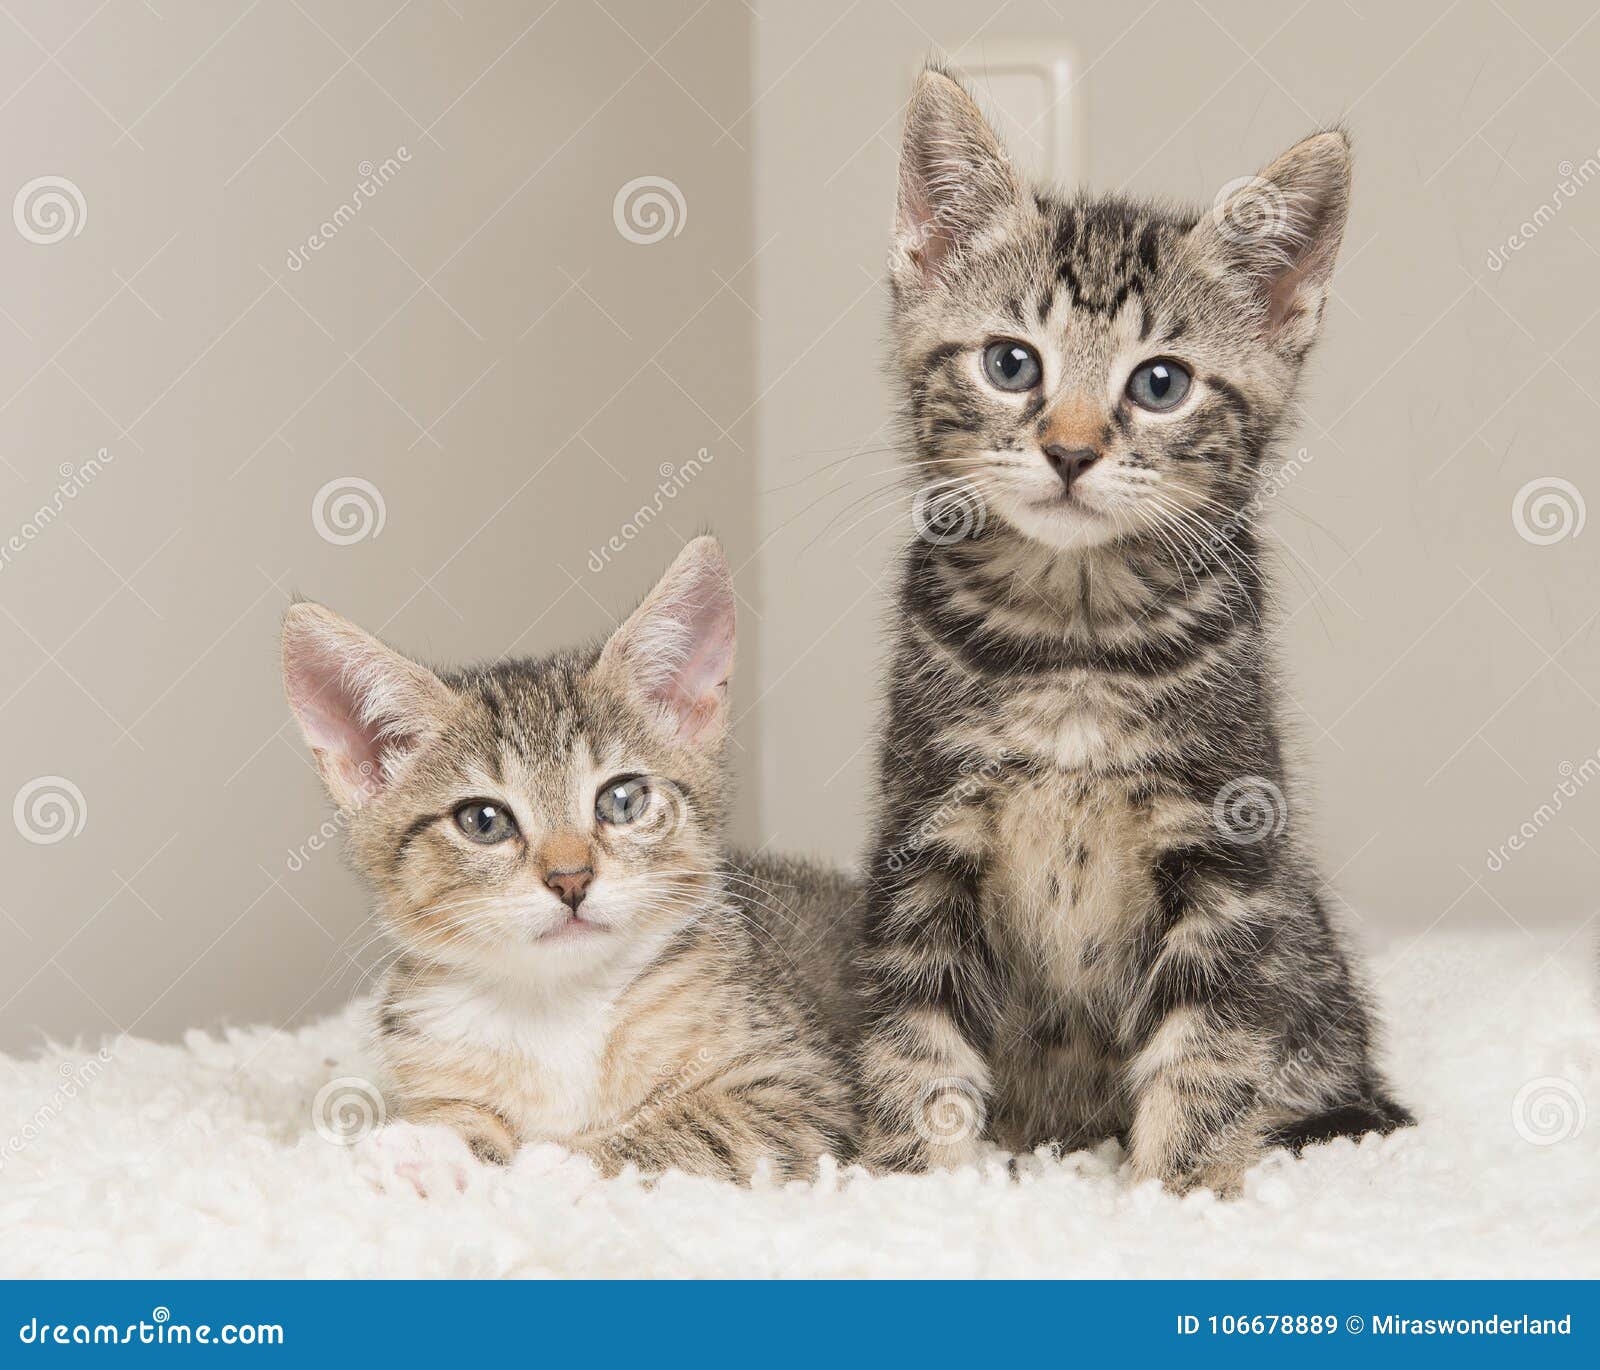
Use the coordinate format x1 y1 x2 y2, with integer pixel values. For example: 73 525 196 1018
861 1132 984 1174
465 1131 514 1166
1148 1164 1243 1200
1130 1147 1259 1200
351 1122 484 1198
861 1077 990 1174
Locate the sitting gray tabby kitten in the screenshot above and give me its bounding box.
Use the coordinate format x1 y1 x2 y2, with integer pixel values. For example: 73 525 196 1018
282 538 855 1182
856 67 1411 1192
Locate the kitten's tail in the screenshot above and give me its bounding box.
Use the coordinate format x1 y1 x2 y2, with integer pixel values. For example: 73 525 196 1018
1268 1094 1415 1155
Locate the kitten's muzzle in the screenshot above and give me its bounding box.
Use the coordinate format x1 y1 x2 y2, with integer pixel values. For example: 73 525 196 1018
544 866 594 911
1043 444 1100 495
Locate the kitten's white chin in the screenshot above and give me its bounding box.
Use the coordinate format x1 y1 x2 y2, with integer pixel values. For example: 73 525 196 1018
537 913 605 943
996 492 1123 551
463 931 625 987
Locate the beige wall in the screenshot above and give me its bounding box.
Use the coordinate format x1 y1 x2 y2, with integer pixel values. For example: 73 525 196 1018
4 0 1597 1048
1 0 757 1048
751 0 1600 947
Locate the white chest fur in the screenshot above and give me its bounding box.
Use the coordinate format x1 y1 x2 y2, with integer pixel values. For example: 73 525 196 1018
402 976 621 1140
987 765 1155 996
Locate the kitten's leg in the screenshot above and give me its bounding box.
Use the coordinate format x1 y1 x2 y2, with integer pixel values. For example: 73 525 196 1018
1120 846 1275 1196
1124 1014 1268 1196
575 1068 853 1182
397 1098 519 1165
856 840 1004 1172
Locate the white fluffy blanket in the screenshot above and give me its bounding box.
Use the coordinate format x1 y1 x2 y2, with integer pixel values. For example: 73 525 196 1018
2 932 1595 1278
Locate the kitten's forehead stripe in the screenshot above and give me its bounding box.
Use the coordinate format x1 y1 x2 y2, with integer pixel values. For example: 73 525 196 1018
431 649 648 826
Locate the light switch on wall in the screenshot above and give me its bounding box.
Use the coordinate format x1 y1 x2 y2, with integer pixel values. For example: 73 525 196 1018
943 41 1086 188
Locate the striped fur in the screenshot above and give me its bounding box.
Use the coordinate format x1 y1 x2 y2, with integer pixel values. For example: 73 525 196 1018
284 539 855 1182
856 68 1411 1192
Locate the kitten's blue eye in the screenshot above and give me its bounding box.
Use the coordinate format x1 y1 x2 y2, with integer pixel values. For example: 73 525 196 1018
596 775 650 826
981 340 1042 392
1126 358 1192 412
454 801 517 844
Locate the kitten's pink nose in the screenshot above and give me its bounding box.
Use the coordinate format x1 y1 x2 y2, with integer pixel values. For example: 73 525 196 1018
544 867 593 910
1043 444 1100 493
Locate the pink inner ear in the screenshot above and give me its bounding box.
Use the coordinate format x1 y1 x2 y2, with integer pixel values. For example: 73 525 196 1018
284 638 390 800
902 185 956 277
1267 259 1311 336
650 587 735 744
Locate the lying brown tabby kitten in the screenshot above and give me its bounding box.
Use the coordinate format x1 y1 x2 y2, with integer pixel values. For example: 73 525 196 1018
282 537 856 1182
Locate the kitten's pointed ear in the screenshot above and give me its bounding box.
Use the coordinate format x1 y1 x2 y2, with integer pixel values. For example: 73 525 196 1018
281 603 454 808
599 536 735 747
1192 129 1352 354
893 65 1023 285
